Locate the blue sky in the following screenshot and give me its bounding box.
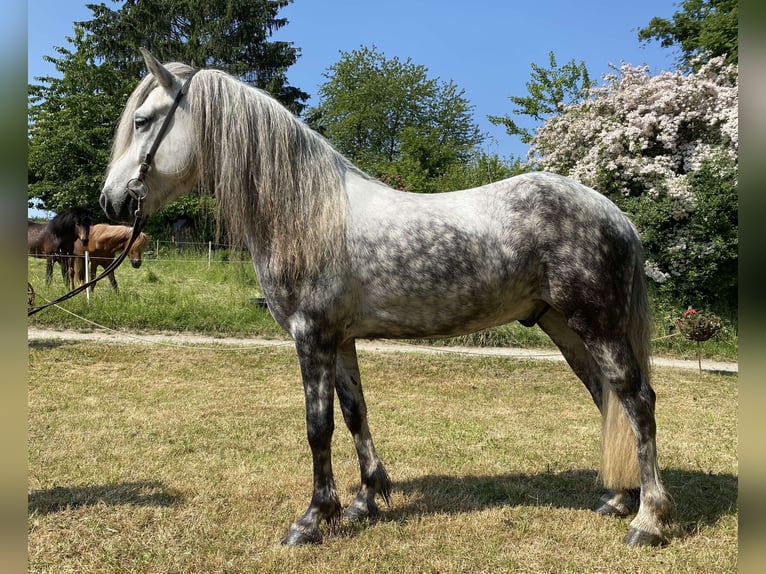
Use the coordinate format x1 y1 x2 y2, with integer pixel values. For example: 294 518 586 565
28 0 679 173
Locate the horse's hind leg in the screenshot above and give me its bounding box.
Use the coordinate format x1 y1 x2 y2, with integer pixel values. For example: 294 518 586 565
335 340 392 521
537 308 604 410
538 310 642 517
587 336 674 545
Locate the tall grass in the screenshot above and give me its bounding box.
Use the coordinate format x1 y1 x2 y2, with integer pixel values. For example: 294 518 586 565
27 249 737 361
27 249 282 338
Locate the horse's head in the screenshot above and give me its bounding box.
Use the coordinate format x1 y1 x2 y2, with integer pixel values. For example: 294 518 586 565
128 232 150 269
75 211 91 248
50 207 91 248
100 49 198 224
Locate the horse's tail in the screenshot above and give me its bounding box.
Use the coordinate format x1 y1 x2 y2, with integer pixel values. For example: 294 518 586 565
600 250 650 490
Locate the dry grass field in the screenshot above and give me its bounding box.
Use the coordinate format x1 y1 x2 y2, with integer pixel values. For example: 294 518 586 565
28 340 737 573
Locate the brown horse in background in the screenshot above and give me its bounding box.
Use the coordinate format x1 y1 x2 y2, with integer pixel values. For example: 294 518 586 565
28 207 92 287
71 224 150 293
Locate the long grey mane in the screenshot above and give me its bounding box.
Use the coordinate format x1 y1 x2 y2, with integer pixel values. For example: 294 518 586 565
112 63 351 281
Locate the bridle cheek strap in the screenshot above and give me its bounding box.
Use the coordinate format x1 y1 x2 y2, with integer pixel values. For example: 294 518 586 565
126 70 198 212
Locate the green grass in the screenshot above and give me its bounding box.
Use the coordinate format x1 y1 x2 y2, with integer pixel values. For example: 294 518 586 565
27 250 283 338
27 251 738 361
28 342 738 573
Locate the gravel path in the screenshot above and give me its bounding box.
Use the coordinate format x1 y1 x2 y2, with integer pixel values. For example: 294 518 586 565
28 327 737 373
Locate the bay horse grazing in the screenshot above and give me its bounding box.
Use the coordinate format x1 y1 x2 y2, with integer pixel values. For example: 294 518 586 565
99 50 673 547
28 207 91 287
70 223 150 293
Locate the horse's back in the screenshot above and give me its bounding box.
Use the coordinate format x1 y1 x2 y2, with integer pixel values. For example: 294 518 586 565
76 224 128 254
342 171 642 340
348 171 638 276
27 222 51 253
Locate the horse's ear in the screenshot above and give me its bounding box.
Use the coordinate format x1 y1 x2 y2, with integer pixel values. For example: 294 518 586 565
140 47 177 89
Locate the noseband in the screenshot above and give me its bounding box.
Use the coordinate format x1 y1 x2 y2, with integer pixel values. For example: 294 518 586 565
28 72 196 317
126 70 198 217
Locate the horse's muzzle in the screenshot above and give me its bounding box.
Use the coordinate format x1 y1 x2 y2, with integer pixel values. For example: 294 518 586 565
99 191 137 224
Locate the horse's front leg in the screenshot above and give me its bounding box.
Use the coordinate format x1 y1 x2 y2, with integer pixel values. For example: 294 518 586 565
60 258 70 287
107 271 120 292
281 335 342 546
69 258 78 290
336 340 391 521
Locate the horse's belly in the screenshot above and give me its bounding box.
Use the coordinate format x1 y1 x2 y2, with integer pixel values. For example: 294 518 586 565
349 285 539 340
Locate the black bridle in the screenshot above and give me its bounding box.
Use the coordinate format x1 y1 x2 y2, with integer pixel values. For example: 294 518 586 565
28 72 196 317
125 71 197 211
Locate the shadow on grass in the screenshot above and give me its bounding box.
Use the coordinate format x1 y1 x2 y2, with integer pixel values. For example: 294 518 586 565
379 467 736 535
28 339 85 350
29 481 184 515
707 369 738 377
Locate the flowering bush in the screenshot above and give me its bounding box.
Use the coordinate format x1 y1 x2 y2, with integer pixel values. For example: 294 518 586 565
530 56 737 200
676 308 722 342
530 56 738 313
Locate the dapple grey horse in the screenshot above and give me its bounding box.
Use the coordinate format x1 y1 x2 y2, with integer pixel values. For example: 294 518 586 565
100 50 673 547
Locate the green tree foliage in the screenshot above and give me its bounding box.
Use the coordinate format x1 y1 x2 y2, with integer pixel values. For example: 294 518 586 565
637 0 738 70
488 51 593 148
625 156 737 316
28 27 133 216
309 45 484 192
435 152 525 192
28 0 305 218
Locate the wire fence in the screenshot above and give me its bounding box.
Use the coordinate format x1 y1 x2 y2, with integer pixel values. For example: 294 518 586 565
28 240 257 280
28 238 253 267
27 237 256 306
144 239 249 267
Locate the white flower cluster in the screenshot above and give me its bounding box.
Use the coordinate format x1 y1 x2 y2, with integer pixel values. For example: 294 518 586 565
530 56 738 214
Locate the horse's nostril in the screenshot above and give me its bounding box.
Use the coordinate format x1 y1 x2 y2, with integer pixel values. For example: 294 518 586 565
81 238 89 245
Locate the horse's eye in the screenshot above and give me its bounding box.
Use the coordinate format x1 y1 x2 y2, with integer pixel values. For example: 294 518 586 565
134 116 151 130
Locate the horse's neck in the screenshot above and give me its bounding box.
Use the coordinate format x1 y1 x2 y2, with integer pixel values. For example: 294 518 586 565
56 230 76 245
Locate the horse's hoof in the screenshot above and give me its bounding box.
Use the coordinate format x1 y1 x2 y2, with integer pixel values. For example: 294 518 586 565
594 500 630 517
594 489 637 517
623 527 665 547
280 526 323 546
344 502 378 522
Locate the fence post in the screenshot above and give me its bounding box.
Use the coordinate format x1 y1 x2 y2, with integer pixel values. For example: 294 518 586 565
85 251 91 302
208 241 212 268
